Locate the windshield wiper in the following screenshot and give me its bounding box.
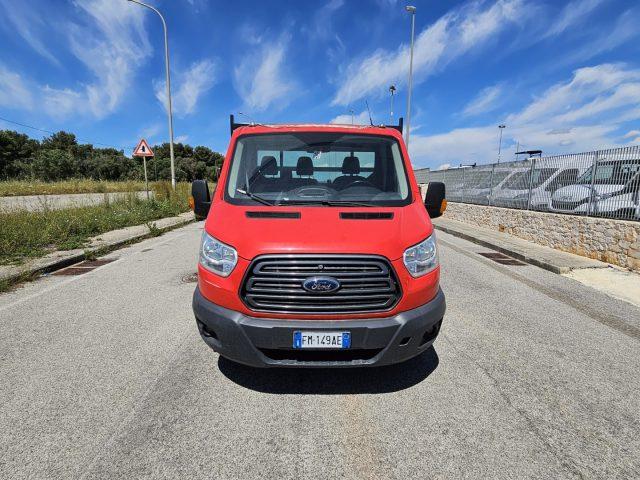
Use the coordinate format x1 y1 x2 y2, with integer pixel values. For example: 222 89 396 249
236 189 277 206
278 199 377 207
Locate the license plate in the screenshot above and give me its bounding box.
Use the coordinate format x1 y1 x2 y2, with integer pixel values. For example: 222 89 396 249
293 331 351 349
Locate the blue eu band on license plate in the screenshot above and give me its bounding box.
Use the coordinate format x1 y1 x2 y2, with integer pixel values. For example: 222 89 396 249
293 331 351 349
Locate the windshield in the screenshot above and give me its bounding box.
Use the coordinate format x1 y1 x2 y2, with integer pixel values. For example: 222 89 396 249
576 160 640 185
225 133 411 206
502 168 556 190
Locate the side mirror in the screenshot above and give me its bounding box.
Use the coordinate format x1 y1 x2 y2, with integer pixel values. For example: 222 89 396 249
191 180 211 221
424 181 446 219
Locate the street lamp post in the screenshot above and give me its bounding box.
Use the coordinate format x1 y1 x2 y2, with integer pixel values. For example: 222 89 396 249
497 124 506 164
127 0 176 190
405 5 416 149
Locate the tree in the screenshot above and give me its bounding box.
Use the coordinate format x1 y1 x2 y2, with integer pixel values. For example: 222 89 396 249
193 146 214 164
194 161 208 180
0 130 39 179
42 131 78 153
0 128 222 182
31 149 77 181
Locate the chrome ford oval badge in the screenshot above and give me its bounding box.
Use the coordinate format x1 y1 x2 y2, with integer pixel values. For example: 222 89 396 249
302 276 340 293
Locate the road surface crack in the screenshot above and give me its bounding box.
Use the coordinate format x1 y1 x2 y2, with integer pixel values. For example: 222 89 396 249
440 332 587 480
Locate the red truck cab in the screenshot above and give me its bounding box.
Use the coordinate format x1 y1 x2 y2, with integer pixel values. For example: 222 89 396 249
191 116 446 367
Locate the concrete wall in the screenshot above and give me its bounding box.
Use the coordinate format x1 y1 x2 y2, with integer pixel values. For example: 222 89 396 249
442 202 640 272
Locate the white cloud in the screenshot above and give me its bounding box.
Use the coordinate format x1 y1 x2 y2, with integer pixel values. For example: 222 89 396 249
0 66 34 110
462 84 504 117
561 7 640 65
64 0 152 118
305 0 346 62
507 64 640 125
137 123 163 141
155 59 217 116
545 0 606 38
0 0 151 120
308 0 344 40
332 0 526 106
234 36 296 112
0 0 60 65
409 63 640 167
175 134 189 143
330 110 372 125
624 130 640 139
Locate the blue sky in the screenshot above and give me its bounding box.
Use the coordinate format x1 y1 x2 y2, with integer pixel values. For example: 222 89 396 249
0 0 639 169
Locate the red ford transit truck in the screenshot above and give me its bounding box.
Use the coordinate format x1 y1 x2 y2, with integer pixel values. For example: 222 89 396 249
191 115 446 367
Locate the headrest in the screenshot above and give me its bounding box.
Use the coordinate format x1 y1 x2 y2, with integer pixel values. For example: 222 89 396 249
342 155 360 175
296 156 314 176
260 156 278 176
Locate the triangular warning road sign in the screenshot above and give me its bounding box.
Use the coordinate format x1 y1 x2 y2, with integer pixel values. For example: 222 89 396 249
133 139 154 157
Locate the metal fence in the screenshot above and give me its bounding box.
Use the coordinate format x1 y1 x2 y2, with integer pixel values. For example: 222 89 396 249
417 145 640 222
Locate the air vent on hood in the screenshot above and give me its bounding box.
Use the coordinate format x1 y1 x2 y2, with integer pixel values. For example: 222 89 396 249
340 212 394 220
246 211 301 219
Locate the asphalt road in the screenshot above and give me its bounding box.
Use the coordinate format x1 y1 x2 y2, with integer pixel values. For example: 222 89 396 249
1 222 639 479
0 191 151 212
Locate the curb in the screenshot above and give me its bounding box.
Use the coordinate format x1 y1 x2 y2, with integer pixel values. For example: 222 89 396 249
433 222 606 275
1 212 195 287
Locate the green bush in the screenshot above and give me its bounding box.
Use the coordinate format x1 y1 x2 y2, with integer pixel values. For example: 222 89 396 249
0 129 223 183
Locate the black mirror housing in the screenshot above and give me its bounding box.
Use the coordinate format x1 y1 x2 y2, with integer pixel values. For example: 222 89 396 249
424 181 446 219
191 180 211 221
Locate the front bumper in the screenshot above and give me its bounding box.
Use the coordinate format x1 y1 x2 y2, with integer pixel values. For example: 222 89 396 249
192 287 446 368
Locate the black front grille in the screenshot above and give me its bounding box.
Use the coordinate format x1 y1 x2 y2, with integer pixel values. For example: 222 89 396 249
241 255 401 314
551 199 587 210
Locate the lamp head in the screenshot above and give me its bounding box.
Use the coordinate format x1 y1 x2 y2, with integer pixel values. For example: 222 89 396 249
405 5 416 13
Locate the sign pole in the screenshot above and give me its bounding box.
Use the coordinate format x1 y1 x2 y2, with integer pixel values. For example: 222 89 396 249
143 156 149 199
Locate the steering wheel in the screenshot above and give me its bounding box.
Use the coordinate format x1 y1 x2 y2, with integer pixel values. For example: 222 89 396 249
290 185 334 197
343 179 376 189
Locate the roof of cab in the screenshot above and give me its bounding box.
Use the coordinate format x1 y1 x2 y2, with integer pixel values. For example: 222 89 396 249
229 114 404 138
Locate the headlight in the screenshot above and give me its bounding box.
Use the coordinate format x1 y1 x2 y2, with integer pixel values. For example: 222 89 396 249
403 235 439 277
199 232 238 277
596 192 616 200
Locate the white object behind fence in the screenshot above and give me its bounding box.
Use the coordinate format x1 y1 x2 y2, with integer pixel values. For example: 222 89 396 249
420 146 640 221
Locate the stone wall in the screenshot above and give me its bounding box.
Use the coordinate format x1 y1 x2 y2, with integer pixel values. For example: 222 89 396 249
442 202 640 272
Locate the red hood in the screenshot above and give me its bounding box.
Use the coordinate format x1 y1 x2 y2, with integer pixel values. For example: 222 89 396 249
204 200 433 261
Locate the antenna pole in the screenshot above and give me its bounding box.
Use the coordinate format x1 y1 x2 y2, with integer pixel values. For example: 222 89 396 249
389 85 396 123
405 6 417 148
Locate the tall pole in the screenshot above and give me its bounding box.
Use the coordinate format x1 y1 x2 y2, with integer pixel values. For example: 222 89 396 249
349 109 354 125
405 5 416 149
389 85 396 123
497 124 506 164
127 0 176 190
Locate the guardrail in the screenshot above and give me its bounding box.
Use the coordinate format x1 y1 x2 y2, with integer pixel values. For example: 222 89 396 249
416 146 640 221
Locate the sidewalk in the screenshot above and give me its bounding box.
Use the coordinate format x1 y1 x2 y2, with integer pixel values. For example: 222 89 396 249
433 217 607 274
1 211 194 287
433 216 640 307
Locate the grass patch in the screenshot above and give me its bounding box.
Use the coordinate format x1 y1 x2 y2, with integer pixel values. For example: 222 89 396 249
0 179 153 197
0 182 190 265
